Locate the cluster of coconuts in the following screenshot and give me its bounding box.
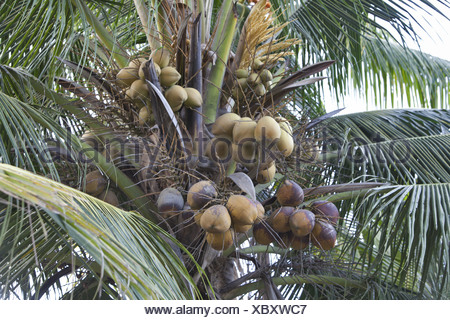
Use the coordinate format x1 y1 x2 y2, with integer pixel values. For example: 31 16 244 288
156 180 265 251
83 170 120 207
114 49 203 124
232 59 273 100
253 179 339 251
207 112 294 184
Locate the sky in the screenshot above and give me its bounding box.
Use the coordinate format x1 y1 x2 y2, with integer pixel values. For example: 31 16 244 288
323 1 450 114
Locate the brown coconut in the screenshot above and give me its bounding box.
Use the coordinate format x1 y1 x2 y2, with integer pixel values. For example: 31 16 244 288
187 180 217 210
310 200 340 225
156 187 184 217
311 220 337 251
269 206 297 233
289 209 315 237
276 180 304 206
253 221 276 245
85 170 107 196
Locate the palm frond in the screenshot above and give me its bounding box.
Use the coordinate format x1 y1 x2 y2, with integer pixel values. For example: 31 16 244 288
303 108 450 298
0 164 200 299
276 0 450 109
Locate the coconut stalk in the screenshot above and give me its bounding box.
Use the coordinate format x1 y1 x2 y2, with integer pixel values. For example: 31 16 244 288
133 0 161 51
151 0 173 47
185 14 203 155
203 0 237 124
71 0 128 68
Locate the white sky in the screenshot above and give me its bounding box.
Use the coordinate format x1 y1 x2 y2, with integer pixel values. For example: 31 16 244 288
324 1 450 114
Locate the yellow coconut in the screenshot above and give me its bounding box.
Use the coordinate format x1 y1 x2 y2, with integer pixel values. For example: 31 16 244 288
126 79 149 101
206 229 234 251
164 85 188 111
139 60 161 79
116 67 139 88
128 58 147 69
232 117 257 143
256 162 276 184
211 113 241 139
159 66 181 87
226 195 258 225
232 140 257 167
184 87 203 108
254 116 281 143
150 49 171 68
200 205 232 233
205 137 232 162
233 222 253 233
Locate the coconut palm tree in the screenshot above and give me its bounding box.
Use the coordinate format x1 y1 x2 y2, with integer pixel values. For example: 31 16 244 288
0 0 448 300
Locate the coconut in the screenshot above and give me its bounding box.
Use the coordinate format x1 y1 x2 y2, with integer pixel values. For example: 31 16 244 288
205 137 232 162
310 200 340 225
184 87 203 108
194 212 203 226
138 107 151 126
276 180 304 206
233 222 253 233
159 66 181 87
232 117 257 143
116 67 139 88
187 180 218 210
139 60 161 79
126 79 149 101
290 235 310 250
252 58 264 70
85 170 107 196
254 83 266 96
254 116 281 143
255 201 265 221
311 220 337 251
247 73 261 86
128 58 147 69
206 229 234 251
289 209 315 237
235 69 249 79
156 187 184 217
256 162 276 184
200 205 232 233
269 206 296 233
164 85 188 111
98 190 120 207
277 232 294 249
253 221 275 245
260 69 273 82
150 49 171 68
211 113 241 138
81 131 101 149
226 195 258 225
236 78 248 90
232 140 257 167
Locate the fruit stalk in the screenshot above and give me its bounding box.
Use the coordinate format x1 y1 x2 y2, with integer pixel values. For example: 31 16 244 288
203 0 237 124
